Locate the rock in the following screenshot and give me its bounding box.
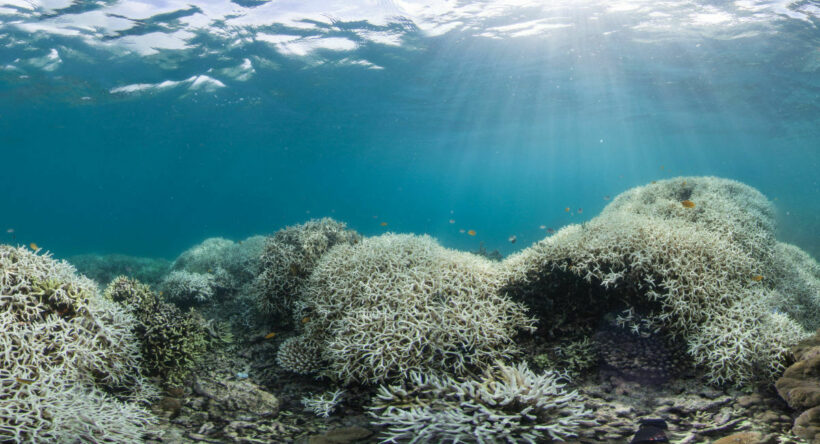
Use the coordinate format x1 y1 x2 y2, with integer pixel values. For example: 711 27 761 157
737 394 763 409
713 431 763 444
193 376 280 420
307 426 373 444
794 406 820 443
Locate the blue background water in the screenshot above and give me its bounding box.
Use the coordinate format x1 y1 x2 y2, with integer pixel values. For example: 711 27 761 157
0 0 818 260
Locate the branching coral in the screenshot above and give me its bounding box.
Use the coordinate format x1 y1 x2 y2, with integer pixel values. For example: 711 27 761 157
255 218 360 318
0 245 158 442
275 335 324 375
295 233 536 384
302 389 345 418
500 177 814 386
160 270 216 305
369 361 591 443
105 276 208 387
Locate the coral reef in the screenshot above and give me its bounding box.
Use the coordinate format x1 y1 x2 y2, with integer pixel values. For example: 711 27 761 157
172 235 265 292
500 177 813 386
104 276 208 387
293 233 535 384
160 270 217 305
276 335 324 375
0 245 157 442
255 218 361 318
302 389 345 418
68 253 171 288
369 361 591 443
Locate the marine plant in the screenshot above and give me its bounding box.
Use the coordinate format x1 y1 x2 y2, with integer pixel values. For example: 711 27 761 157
105 276 209 387
369 361 591 443
501 176 814 386
291 233 536 384
255 218 361 318
0 245 157 442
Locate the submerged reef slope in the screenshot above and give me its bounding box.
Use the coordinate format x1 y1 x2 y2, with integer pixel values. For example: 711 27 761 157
289 233 536 384
0 245 157 442
501 176 815 386
256 218 361 319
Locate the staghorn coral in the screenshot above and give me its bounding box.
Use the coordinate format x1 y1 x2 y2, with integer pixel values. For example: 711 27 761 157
296 233 536 384
0 245 158 443
302 389 345 418
105 276 208 387
500 177 814 386
369 361 591 443
276 335 324 375
160 270 217 305
255 218 361 318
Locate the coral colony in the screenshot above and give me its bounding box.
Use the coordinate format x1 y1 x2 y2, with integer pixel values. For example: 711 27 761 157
2 177 819 442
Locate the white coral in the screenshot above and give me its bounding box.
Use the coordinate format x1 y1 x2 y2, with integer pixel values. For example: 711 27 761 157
301 389 345 417
160 270 216 304
369 361 591 443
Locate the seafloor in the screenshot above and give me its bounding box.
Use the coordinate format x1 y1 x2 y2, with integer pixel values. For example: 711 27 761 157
3 176 820 444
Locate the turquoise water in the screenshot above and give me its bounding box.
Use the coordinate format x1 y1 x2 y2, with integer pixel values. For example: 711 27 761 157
0 0 817 260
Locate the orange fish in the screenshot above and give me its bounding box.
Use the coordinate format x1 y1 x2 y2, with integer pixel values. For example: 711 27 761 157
564 207 570 212
301 316 310 324
264 332 276 339
752 275 764 282
29 243 38 251
467 230 476 236
681 200 695 208
380 222 388 227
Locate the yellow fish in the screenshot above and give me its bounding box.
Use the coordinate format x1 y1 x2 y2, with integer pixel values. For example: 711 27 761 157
752 275 764 282
29 242 38 251
16 377 36 384
467 230 476 236
564 207 570 213
681 200 695 208
264 332 276 339
301 316 310 324
380 222 388 227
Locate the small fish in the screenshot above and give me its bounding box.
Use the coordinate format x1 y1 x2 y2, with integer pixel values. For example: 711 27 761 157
651 181 657 184
577 208 583 214
508 235 516 244
207 268 213 273
539 225 547 230
564 207 570 213
681 200 695 208
603 195 611 201
682 180 687 186
301 316 310 324
752 275 764 282
459 229 466 234
15 377 36 384
264 332 276 339
449 219 455 224
467 230 476 236
660 165 665 170
6 228 13 233
547 228 555 234
29 242 38 251
380 222 388 227
236 372 249 379
159 291 164 296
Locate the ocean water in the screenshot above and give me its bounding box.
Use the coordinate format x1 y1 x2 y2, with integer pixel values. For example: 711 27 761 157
0 0 817 260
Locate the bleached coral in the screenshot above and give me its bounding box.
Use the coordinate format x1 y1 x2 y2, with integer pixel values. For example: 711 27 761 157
160 270 216 305
500 177 814 386
172 236 265 291
302 389 345 418
369 361 591 443
0 245 158 442
298 233 536 384
276 335 324 375
256 218 360 318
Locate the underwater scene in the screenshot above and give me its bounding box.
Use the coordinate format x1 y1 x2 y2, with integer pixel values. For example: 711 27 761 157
1 0 819 443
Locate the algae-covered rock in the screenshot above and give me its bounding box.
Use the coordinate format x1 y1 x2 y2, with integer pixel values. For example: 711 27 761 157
192 376 280 420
